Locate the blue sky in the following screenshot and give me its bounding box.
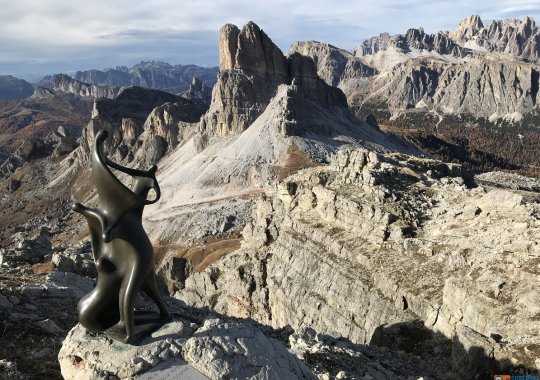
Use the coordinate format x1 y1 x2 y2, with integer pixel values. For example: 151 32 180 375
1 0 540 81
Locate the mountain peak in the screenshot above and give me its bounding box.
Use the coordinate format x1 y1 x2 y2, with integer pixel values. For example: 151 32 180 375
218 21 287 78
451 14 484 41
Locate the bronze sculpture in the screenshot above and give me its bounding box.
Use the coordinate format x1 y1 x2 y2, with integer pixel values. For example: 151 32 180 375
72 129 169 344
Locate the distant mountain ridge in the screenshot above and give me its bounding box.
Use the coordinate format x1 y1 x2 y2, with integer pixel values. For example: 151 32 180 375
33 74 120 99
355 15 540 62
0 75 34 100
72 61 219 93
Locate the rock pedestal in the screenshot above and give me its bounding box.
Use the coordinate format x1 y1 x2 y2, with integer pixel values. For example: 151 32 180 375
59 317 314 380
58 318 205 380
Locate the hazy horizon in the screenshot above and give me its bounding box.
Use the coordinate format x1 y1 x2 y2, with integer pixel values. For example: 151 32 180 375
2 0 540 81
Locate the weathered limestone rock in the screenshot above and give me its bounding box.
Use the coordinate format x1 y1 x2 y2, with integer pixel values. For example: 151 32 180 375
367 58 540 119
290 326 449 379
177 147 540 377
59 317 314 380
1 228 52 265
218 24 240 71
295 15 540 124
181 77 212 105
0 140 34 179
234 22 288 79
449 14 484 42
72 86 206 168
58 320 200 379
182 318 314 379
290 41 378 86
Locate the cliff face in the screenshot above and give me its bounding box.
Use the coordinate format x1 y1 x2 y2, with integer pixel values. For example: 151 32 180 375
180 77 212 105
297 15 540 122
291 15 540 176
289 41 378 87
355 28 465 58
450 15 540 60
363 58 540 119
355 15 540 62
141 22 413 246
177 148 540 377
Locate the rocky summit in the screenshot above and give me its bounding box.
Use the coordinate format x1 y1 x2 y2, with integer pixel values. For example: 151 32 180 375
201 22 348 136
0 16 539 380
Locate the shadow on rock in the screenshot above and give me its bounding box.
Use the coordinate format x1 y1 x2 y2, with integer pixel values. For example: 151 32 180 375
371 320 538 380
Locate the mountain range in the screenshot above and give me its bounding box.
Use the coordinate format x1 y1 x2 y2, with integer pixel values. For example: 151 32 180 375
1 15 540 380
291 15 540 176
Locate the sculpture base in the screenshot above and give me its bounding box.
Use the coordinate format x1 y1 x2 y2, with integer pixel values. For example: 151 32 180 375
59 316 314 380
104 310 171 344
58 318 208 380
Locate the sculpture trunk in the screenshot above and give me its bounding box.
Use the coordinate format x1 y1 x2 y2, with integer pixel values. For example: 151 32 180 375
72 129 169 344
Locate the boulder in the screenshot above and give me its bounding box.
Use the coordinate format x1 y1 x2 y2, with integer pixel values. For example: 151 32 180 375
59 317 314 380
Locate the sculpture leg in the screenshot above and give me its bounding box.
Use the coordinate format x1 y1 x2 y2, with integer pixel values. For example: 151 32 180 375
118 262 146 344
142 273 169 317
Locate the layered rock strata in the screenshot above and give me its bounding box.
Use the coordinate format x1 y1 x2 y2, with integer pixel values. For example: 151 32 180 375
177 148 540 377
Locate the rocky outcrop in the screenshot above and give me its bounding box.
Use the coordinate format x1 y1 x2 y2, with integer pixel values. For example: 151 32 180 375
0 265 95 378
74 62 219 93
176 148 540 377
73 86 206 167
33 74 119 99
59 315 314 380
42 126 79 156
144 80 416 248
0 227 51 266
200 22 348 136
180 76 212 105
0 140 34 179
449 14 484 42
289 41 377 87
183 318 314 379
0 75 34 100
0 126 79 180
404 28 465 56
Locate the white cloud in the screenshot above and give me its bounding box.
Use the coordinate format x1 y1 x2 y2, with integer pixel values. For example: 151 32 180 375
1 0 539 79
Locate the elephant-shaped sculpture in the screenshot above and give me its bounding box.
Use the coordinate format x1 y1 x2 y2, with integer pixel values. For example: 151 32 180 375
72 129 169 344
